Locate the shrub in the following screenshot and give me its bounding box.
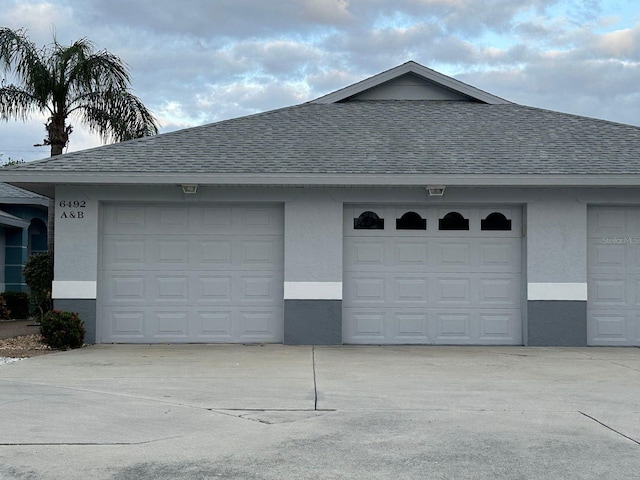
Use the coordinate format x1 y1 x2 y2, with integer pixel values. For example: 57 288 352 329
23 252 54 319
40 310 85 350
1 291 30 319
0 296 10 320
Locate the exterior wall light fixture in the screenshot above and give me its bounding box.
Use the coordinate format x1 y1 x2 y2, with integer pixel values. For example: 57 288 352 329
427 185 446 196
181 184 198 194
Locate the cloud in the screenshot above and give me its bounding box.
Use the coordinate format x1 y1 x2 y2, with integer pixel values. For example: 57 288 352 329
2 0 640 165
594 24 640 59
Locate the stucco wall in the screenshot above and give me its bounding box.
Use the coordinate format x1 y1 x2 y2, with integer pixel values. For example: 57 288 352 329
284 190 343 283
50 184 640 345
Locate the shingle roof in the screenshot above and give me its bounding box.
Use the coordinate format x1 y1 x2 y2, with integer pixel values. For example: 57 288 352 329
0 182 47 201
8 101 640 176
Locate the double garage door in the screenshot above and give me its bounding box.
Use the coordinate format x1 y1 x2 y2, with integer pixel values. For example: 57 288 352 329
343 205 523 344
100 204 284 343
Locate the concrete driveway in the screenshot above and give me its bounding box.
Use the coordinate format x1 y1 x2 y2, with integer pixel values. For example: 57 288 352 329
0 345 639 479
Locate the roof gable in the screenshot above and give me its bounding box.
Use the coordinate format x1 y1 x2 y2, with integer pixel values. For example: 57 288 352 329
312 61 511 105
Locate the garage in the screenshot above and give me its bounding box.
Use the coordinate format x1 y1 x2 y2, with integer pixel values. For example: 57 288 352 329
99 203 284 343
588 206 640 346
343 205 523 344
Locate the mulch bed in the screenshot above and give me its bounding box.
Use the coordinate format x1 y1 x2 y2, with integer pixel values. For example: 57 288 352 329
0 320 56 358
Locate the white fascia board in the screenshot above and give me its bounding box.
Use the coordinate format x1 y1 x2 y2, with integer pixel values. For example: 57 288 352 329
6 173 640 188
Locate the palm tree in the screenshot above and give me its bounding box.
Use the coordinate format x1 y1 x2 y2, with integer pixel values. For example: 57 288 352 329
0 27 158 156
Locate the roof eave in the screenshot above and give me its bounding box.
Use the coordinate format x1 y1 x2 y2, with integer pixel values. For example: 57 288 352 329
6 172 640 191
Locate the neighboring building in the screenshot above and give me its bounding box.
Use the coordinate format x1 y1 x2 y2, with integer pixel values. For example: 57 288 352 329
2 61 640 346
0 183 48 292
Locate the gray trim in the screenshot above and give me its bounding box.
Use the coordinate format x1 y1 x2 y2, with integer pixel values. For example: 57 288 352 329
0 211 29 228
284 300 342 345
54 299 97 344
527 300 587 347
9 174 640 198
311 61 511 105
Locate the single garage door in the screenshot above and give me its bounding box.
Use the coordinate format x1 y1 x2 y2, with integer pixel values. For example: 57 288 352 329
100 203 284 343
588 206 640 345
343 205 522 344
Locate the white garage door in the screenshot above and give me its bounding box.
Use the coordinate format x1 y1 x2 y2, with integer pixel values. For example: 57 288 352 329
588 206 640 346
343 205 522 344
100 203 284 343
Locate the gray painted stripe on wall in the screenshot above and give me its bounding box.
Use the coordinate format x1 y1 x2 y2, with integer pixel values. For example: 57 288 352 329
527 300 587 346
284 300 342 345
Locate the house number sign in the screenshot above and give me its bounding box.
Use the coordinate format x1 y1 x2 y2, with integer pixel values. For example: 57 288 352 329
59 200 86 219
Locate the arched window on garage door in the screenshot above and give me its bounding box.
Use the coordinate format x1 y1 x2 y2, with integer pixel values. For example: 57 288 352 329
354 211 384 229
396 211 427 230
439 211 469 231
481 212 512 231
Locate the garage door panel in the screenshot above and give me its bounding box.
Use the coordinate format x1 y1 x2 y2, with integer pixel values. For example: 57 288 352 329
479 240 521 270
103 309 146 340
103 237 147 267
197 240 233 265
154 239 190 265
479 276 521 307
195 311 234 340
240 274 283 304
434 241 472 269
345 239 386 268
105 206 147 233
239 309 285 340
197 275 233 302
589 241 627 270
394 241 429 266
394 277 429 305
435 278 471 305
100 203 284 343
345 276 386 305
436 312 472 341
239 238 283 268
151 311 189 339
344 205 522 345
588 208 629 237
103 274 146 304
343 310 387 341
154 275 190 303
479 311 518 341
394 313 430 341
588 206 640 345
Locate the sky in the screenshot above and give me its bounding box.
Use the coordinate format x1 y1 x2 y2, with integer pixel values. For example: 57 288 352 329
1 0 639 162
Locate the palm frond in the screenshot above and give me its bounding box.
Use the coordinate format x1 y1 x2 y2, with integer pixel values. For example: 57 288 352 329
73 89 159 142
65 47 131 100
0 28 52 104
0 85 44 120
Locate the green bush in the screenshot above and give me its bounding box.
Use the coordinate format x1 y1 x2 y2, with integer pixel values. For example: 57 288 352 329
40 310 85 350
23 252 54 319
1 291 30 319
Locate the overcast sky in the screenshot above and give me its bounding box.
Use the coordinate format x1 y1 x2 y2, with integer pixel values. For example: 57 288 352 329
1 0 639 162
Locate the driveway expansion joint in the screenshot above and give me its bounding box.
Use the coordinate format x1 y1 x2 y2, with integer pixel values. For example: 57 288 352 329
579 411 640 446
